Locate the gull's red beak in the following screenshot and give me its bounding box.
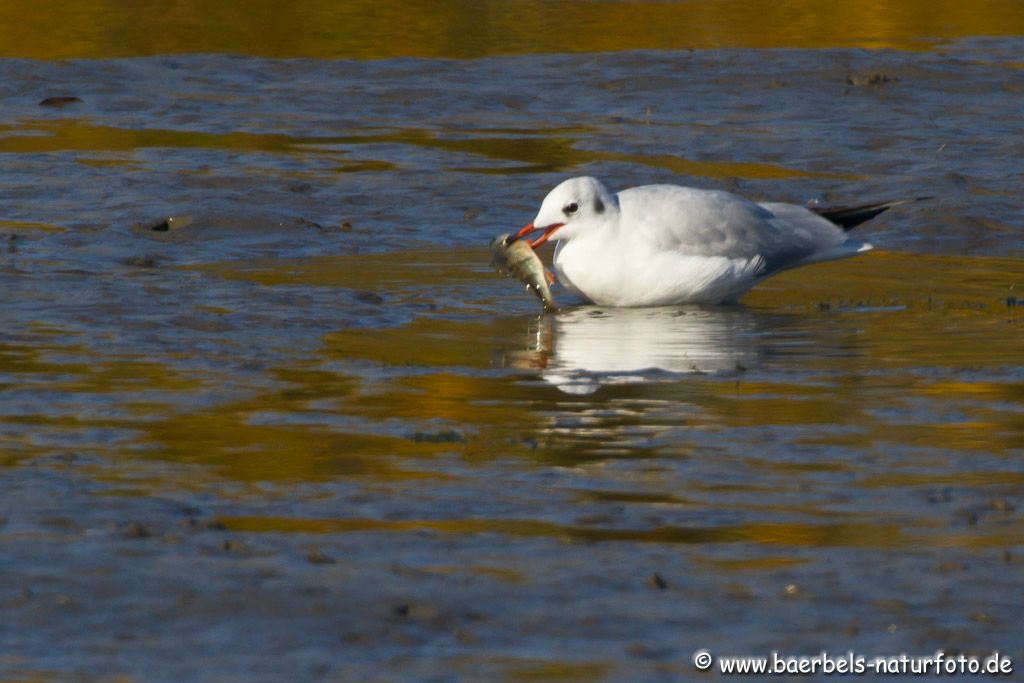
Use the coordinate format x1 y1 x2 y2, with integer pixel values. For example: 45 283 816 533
513 221 564 249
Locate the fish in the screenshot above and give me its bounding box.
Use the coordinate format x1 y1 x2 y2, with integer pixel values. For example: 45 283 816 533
490 233 558 312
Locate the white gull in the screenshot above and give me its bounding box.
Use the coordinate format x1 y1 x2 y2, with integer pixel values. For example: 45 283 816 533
515 176 916 307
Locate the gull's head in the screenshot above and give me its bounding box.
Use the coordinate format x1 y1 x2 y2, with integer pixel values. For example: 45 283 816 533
515 176 617 248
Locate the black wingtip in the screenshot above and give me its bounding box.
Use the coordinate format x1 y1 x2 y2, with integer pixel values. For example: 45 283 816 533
810 196 931 231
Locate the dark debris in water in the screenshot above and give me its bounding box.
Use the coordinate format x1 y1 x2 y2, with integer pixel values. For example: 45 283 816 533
295 217 328 232
411 429 468 444
845 72 901 87
352 289 385 305
121 522 156 539
39 95 82 107
294 216 354 234
179 517 227 532
140 216 193 233
391 602 440 621
122 254 167 268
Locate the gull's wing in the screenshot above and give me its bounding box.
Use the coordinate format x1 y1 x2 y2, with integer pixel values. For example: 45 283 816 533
622 184 858 273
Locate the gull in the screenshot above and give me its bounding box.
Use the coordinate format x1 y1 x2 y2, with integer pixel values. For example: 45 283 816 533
514 176 921 306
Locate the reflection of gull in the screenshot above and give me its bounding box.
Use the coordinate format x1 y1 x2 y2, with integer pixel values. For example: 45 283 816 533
502 306 763 393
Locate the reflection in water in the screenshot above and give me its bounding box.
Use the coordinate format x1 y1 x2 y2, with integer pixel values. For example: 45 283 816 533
500 306 769 393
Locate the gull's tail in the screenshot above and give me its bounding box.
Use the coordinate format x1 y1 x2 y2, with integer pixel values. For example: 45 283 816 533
810 196 931 231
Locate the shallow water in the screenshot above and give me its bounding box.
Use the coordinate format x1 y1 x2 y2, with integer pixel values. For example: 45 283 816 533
1 6 1023 682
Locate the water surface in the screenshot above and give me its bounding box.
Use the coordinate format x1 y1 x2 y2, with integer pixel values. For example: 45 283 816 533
1 6 1023 681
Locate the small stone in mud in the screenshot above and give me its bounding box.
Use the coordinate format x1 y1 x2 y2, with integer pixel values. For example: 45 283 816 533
846 73 900 87
142 215 193 233
352 290 384 305
39 96 82 107
296 217 328 232
392 602 439 621
868 74 899 85
647 572 668 590
7 234 17 254
339 221 353 232
412 429 467 443
463 207 482 221
123 522 154 539
289 183 314 193
306 546 336 565
122 254 164 268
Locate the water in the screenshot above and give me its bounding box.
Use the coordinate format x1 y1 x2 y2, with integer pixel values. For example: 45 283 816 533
1 5 1023 681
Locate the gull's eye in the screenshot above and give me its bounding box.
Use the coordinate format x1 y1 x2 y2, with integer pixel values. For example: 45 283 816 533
563 202 579 215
